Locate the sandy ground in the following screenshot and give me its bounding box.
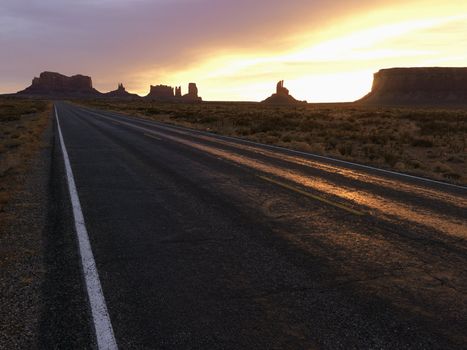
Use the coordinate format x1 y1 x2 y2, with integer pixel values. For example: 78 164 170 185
0 117 52 348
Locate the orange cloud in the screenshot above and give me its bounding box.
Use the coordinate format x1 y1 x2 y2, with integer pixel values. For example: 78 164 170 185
1 0 466 101
139 1 467 101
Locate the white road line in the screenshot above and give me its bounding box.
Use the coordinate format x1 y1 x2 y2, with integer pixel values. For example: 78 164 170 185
55 106 118 350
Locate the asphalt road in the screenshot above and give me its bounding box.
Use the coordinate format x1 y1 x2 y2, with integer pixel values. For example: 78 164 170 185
51 101 467 349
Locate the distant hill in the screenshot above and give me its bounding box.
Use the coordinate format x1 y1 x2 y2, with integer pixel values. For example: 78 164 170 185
262 80 306 105
17 71 102 97
358 67 467 105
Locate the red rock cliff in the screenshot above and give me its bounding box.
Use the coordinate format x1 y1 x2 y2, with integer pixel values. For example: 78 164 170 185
147 85 175 100
358 67 467 105
182 83 202 102
17 71 101 96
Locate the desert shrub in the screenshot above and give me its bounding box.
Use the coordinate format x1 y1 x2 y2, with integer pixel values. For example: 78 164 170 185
281 135 292 143
407 159 423 169
237 128 252 136
282 111 297 118
299 119 323 132
362 144 378 160
288 141 313 153
443 172 461 180
447 140 465 153
0 114 21 122
447 156 464 164
198 116 218 124
337 143 353 156
263 135 279 144
354 111 375 119
434 162 452 173
252 116 292 133
411 138 434 147
400 131 415 144
3 139 21 149
419 120 451 135
172 111 200 120
233 118 251 127
394 161 406 170
339 121 358 131
145 107 161 115
303 134 313 143
368 134 389 145
304 111 328 120
326 138 338 150
383 152 399 167
309 142 326 154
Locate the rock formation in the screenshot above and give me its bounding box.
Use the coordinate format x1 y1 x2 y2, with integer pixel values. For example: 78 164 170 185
17 71 203 101
145 82 202 102
104 83 139 98
276 80 289 95
262 80 306 104
182 83 202 102
358 67 467 105
146 84 175 100
17 71 101 97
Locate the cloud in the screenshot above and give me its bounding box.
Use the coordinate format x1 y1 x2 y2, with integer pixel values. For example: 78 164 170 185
1 0 466 101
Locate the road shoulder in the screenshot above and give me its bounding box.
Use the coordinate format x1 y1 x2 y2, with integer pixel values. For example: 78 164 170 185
0 111 52 348
0 108 94 348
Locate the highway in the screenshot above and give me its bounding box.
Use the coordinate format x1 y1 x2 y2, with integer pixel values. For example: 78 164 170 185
49 102 467 349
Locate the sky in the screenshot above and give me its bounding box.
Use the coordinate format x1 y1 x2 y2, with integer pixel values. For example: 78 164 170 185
1 0 466 102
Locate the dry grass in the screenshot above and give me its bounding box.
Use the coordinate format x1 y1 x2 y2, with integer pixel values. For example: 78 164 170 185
78 99 467 185
0 97 51 213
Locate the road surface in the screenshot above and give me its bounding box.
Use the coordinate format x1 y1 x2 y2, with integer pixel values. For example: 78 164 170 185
47 102 467 349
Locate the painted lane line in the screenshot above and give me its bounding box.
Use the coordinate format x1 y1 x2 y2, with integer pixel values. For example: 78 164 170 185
55 106 118 350
144 133 162 141
79 109 365 217
258 175 365 216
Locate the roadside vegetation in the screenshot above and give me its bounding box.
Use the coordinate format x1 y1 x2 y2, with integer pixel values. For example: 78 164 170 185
0 97 51 213
79 99 467 185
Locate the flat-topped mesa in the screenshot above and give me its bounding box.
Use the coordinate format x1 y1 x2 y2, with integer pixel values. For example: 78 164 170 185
147 84 175 100
358 67 467 105
104 83 139 98
182 83 202 102
17 71 101 97
263 80 306 105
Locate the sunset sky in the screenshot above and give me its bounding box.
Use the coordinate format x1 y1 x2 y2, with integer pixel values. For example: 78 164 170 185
1 0 466 102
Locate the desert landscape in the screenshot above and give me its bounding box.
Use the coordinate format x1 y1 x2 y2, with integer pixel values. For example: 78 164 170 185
1 68 466 347
6 68 466 188
1 1 467 349
0 97 51 212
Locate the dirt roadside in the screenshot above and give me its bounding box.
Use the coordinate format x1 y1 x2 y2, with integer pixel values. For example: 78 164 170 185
0 101 52 348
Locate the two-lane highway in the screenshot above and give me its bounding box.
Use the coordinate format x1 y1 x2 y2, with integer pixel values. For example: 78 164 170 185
52 102 467 349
